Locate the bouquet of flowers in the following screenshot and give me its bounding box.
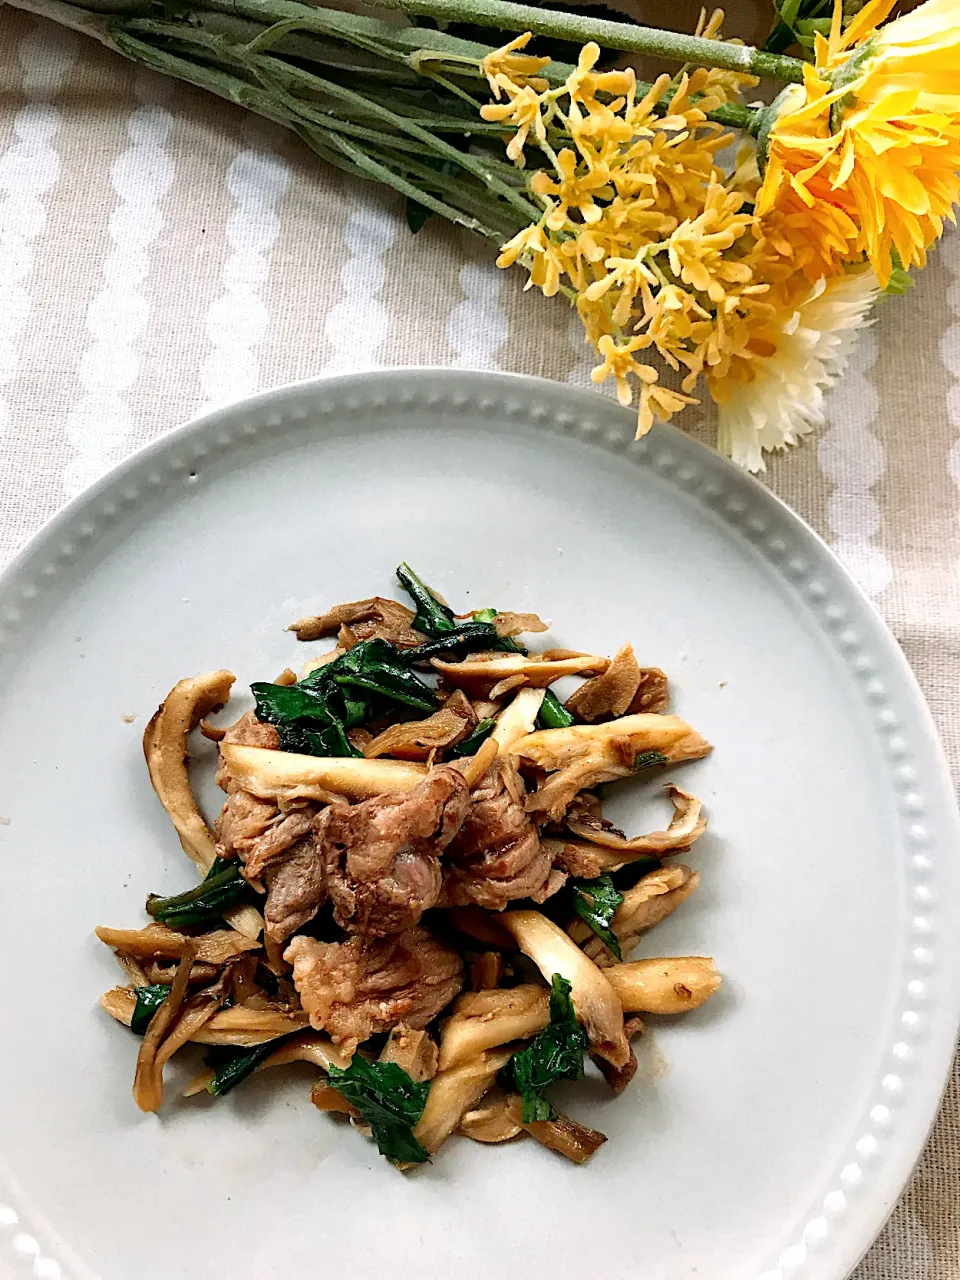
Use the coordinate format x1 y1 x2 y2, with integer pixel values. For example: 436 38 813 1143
12 0 960 468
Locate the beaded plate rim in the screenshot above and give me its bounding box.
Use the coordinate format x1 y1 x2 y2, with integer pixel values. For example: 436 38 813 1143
0 368 957 1280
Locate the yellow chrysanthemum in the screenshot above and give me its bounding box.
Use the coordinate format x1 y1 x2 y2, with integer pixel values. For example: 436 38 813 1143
758 0 960 284
479 33 550 97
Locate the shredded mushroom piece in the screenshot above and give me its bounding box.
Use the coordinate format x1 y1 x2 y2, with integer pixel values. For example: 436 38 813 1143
492 611 548 637
501 910 629 1068
460 1091 525 1143
491 687 545 755
182 1031 350 1088
511 715 712 820
101 988 311 1045
412 1047 515 1156
133 947 196 1112
564 643 643 722
504 1095 608 1163
432 652 608 694
454 736 499 790
143 670 263 938
143 671 234 871
566 785 705 858
218 743 428 801
289 597 424 648
606 957 722 1014
438 985 550 1071
95 923 261 964
363 700 473 761
379 1026 439 1082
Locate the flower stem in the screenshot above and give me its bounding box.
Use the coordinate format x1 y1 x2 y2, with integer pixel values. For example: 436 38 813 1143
376 0 806 82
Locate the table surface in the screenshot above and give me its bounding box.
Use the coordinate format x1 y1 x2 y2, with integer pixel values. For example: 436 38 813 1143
1 5 958 1277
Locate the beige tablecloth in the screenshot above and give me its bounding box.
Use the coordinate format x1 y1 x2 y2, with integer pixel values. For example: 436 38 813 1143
1 4 958 1275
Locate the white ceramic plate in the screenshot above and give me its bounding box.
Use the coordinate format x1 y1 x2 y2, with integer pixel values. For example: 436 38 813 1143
0 370 957 1280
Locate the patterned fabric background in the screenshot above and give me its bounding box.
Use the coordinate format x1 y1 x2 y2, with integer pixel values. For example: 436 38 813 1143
1 4 958 1275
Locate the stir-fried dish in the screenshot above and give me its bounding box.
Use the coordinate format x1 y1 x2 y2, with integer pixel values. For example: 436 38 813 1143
98 564 720 1167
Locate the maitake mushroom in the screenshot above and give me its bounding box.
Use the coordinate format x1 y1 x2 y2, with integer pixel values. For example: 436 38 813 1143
510 714 712 820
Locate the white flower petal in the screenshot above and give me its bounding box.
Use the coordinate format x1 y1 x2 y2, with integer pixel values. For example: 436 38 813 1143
716 267 878 471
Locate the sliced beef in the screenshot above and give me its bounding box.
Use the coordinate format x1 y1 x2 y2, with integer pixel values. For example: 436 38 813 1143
217 789 278 858
215 711 281 796
263 833 327 942
285 926 463 1053
441 760 553 910
243 808 316 879
319 764 470 937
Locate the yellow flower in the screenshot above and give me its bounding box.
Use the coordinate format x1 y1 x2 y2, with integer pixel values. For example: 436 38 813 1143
566 42 636 111
530 149 613 228
480 78 548 165
496 224 564 297
639 382 699 436
565 43 637 143
757 0 960 284
584 249 659 326
479 32 550 97
691 9 760 106
664 184 754 303
590 334 657 407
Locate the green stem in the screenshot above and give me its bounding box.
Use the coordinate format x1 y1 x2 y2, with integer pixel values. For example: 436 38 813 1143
198 0 515 67
377 0 806 81
246 52 543 222
115 27 517 236
326 132 503 237
365 146 525 234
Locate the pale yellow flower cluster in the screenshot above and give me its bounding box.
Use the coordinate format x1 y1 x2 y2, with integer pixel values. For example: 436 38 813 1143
480 29 836 451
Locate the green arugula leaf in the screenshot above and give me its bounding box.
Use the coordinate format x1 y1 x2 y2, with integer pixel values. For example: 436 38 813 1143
204 1037 294 1097
449 717 497 757
536 688 576 729
277 720 360 758
146 857 254 929
633 749 668 771
253 686 363 752
401 621 523 661
396 562 456 636
326 1056 431 1164
331 638 438 713
253 637 437 756
510 974 587 1122
130 984 171 1036
396 565 525 654
570 874 624 960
